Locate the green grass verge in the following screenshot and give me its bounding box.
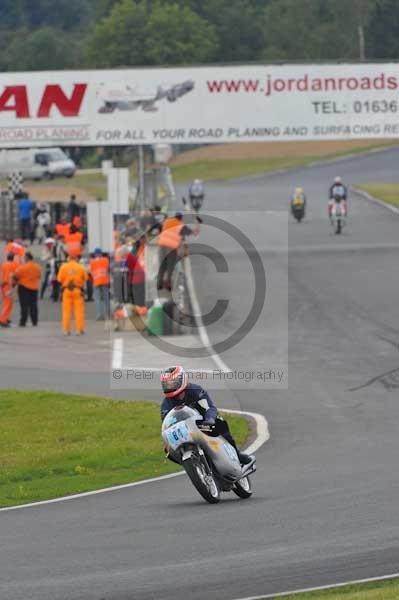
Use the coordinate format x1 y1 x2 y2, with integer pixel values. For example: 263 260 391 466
73 172 107 200
0 172 107 201
265 577 399 599
0 390 248 508
357 184 399 208
171 142 398 183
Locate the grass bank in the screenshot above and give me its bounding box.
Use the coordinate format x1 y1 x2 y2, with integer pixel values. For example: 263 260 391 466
1 171 107 202
0 390 248 508
357 183 399 208
171 141 398 183
265 577 399 599
172 156 316 182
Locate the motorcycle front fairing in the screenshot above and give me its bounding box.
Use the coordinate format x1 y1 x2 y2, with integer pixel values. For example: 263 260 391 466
161 406 243 481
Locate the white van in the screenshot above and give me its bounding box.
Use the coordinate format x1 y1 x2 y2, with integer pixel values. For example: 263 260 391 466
0 147 76 180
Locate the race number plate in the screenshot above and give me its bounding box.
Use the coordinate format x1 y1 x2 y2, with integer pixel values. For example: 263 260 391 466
166 422 190 449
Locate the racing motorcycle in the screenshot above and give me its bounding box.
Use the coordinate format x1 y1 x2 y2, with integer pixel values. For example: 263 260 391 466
330 194 347 235
182 194 203 212
182 195 203 213
291 196 305 222
162 405 256 504
190 195 203 212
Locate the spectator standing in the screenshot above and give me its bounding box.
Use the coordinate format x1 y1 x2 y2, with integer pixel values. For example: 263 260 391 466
40 238 56 299
126 240 146 306
53 201 63 225
89 248 110 320
55 217 70 239
4 239 26 264
0 253 18 327
157 212 200 291
65 224 84 259
18 192 34 241
34 203 51 244
14 252 42 327
57 255 88 335
51 237 68 302
68 194 80 223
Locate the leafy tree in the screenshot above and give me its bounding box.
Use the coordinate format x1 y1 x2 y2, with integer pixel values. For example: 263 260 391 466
190 0 264 62
87 0 218 67
87 0 122 20
4 28 81 71
261 0 375 61
20 0 91 30
0 0 24 28
87 0 148 67
367 0 399 58
143 3 218 64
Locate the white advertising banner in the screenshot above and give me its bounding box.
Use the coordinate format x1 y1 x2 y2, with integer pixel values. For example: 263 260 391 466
1 63 399 146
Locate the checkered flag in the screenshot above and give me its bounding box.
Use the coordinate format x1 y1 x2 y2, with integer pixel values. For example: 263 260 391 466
8 171 24 198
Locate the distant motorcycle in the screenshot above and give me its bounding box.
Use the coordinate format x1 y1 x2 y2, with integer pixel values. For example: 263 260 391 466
182 195 203 213
330 195 347 235
291 196 305 222
189 194 203 212
162 405 256 504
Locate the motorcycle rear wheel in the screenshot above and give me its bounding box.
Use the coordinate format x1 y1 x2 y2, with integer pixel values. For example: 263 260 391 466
184 456 221 504
233 476 252 499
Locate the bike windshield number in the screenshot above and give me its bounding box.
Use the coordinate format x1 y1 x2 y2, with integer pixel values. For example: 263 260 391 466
166 423 190 449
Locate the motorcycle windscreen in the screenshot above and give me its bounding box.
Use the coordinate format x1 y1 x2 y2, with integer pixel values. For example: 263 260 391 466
162 406 198 429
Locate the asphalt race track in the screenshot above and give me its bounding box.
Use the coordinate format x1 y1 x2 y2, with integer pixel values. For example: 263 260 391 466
1 148 399 600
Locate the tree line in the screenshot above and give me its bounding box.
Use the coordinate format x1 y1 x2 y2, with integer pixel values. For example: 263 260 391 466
1 0 399 71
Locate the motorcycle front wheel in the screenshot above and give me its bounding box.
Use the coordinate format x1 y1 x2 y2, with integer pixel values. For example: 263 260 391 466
233 476 252 499
190 199 202 212
184 456 221 504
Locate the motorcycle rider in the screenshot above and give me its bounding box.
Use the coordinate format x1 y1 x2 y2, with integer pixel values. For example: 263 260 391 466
328 176 348 222
160 366 254 466
188 179 204 207
291 187 306 211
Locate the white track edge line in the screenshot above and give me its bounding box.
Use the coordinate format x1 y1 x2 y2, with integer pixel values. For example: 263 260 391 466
112 337 123 370
0 472 183 513
221 408 269 454
0 201 269 513
184 256 231 373
351 186 399 215
0 407 268 513
232 572 399 600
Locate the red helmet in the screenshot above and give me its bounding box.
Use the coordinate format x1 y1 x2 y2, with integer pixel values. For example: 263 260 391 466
161 366 188 398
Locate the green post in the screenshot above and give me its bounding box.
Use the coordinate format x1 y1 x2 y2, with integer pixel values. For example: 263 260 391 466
147 301 164 336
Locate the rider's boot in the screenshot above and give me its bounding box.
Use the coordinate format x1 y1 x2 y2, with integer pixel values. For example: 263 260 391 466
237 450 255 466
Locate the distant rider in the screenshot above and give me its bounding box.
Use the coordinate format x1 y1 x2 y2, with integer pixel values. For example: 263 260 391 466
189 179 204 205
160 366 254 466
328 176 348 221
291 187 306 212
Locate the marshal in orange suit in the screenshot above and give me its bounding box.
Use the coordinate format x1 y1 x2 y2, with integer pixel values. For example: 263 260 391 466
0 254 18 327
57 256 88 335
